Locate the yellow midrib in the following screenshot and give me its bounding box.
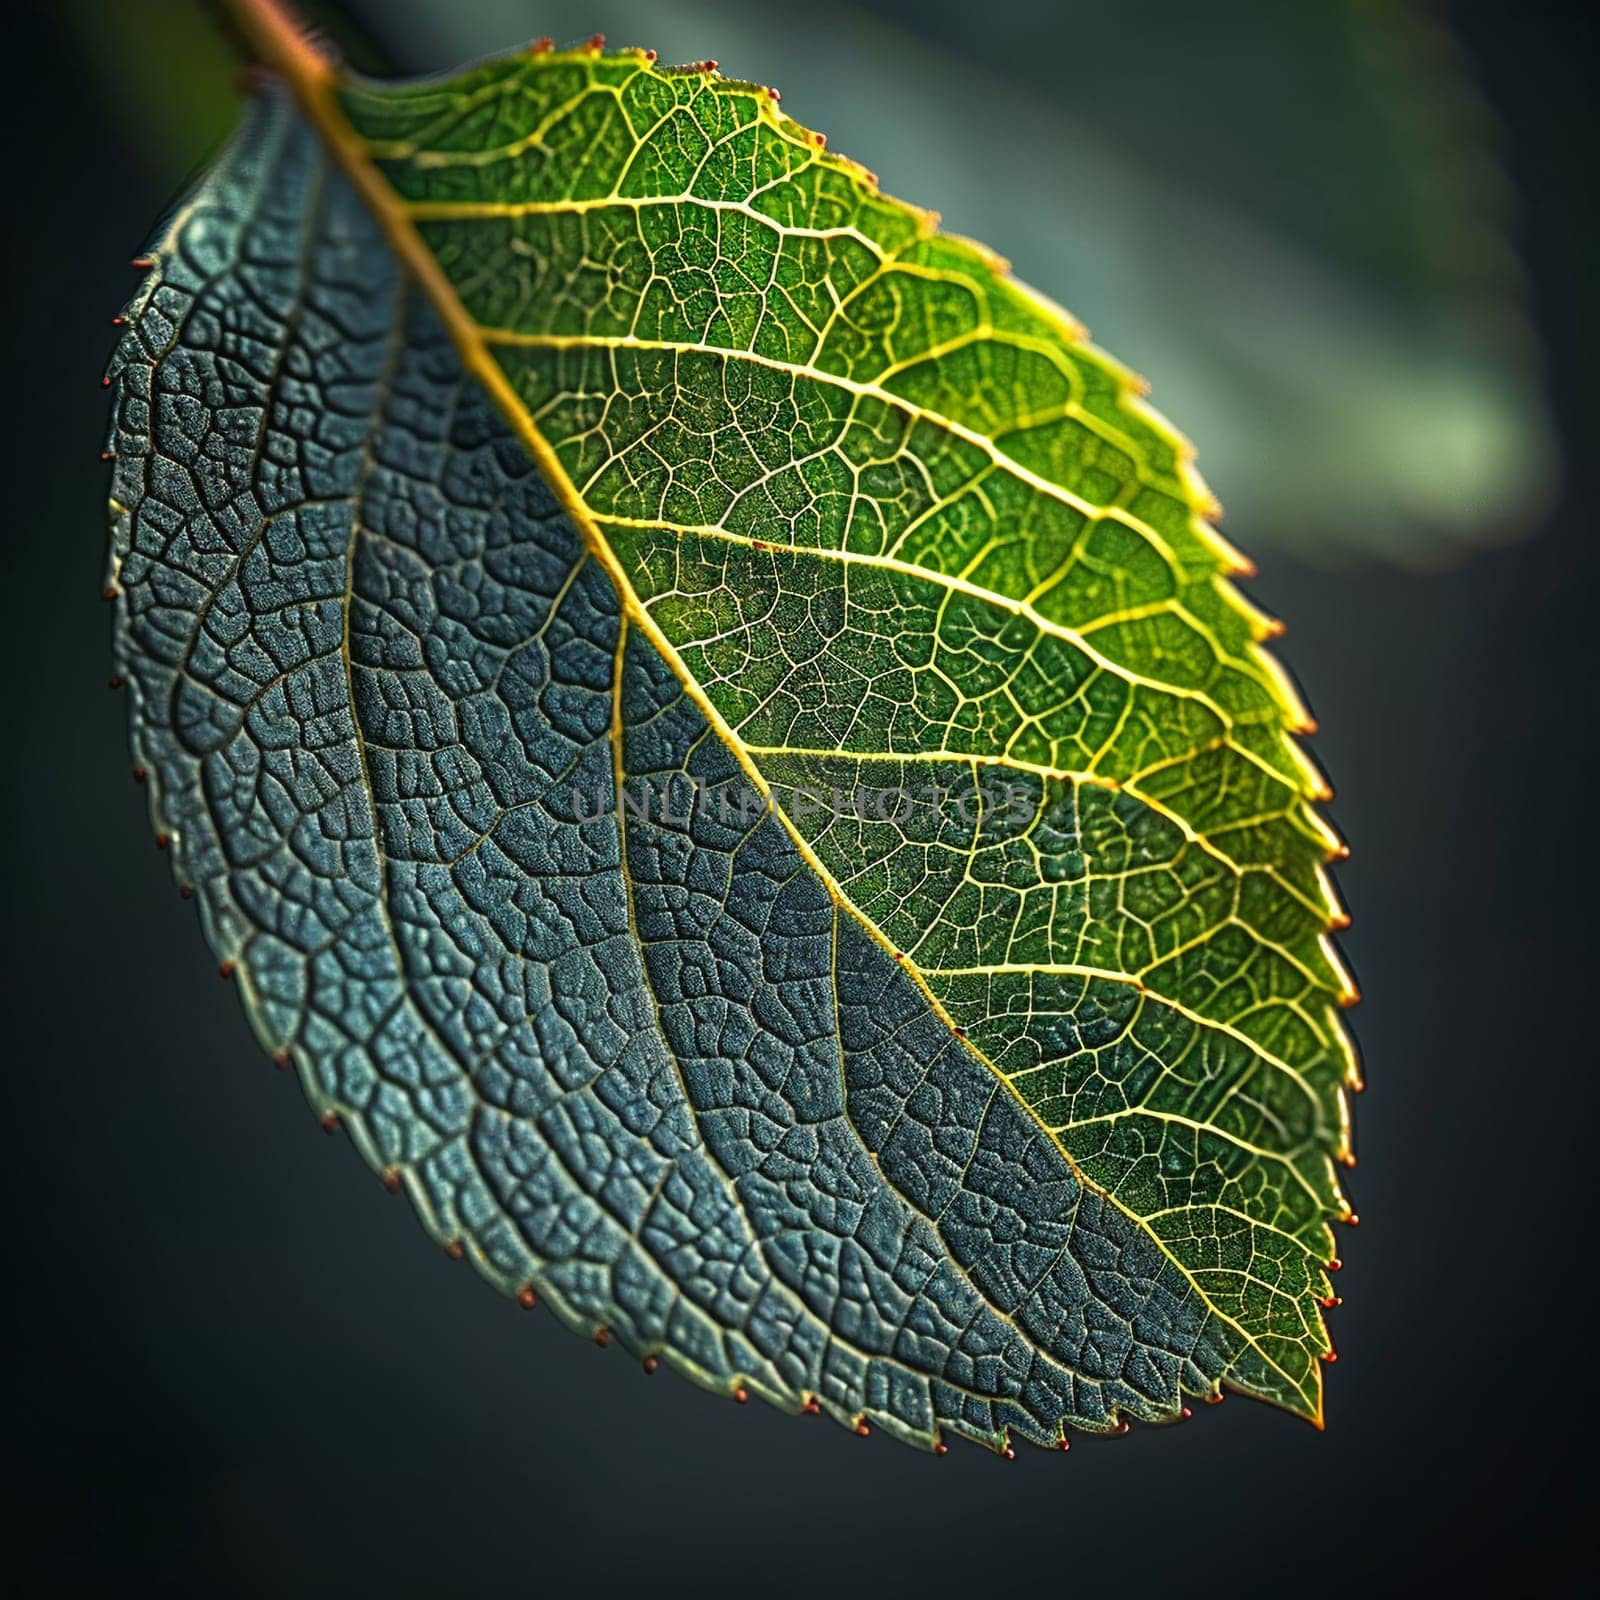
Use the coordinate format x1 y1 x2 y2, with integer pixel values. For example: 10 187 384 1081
227 0 1326 1420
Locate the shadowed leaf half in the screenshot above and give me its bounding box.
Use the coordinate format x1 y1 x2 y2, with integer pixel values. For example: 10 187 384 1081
103 2 1356 1452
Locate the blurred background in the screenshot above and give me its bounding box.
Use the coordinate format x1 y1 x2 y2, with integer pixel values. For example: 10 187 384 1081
6 0 1594 1590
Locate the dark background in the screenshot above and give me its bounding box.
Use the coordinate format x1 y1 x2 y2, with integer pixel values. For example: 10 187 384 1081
6 1 1594 1592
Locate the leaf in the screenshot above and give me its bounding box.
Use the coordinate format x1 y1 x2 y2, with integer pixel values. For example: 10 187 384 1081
104 4 1356 1453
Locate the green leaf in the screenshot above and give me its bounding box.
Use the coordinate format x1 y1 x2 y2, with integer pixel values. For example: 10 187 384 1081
104 5 1355 1452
